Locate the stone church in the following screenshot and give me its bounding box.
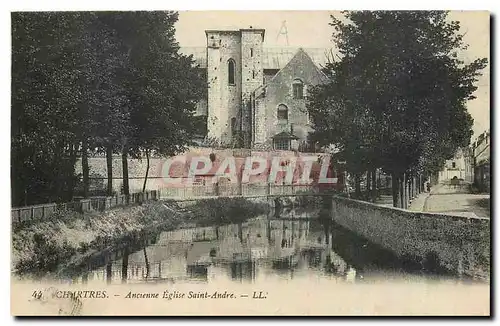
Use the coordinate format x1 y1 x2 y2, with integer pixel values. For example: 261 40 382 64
181 27 330 151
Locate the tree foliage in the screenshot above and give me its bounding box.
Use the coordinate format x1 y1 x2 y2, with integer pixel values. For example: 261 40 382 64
308 11 487 206
12 12 85 205
11 11 205 206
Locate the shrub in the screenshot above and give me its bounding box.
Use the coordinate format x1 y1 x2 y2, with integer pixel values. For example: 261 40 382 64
190 197 269 227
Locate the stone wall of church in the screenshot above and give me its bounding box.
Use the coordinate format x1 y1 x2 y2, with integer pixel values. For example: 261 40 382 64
257 50 326 148
253 90 269 148
241 30 264 147
206 31 242 145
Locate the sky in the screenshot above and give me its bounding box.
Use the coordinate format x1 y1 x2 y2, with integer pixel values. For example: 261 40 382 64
175 10 490 139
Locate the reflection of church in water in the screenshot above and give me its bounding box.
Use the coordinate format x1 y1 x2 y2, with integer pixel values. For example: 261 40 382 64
75 210 357 285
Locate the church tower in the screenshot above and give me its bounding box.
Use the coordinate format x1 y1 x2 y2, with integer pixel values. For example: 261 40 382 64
205 28 264 147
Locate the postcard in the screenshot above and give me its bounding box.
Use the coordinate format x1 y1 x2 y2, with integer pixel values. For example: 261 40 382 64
10 10 490 316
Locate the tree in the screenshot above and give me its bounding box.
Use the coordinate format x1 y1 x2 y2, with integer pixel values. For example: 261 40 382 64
11 12 86 205
80 13 131 197
104 12 205 194
308 11 487 207
11 11 205 206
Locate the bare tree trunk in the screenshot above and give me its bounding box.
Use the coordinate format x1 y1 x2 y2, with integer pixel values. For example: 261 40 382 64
408 175 412 200
143 247 150 278
403 173 408 209
354 173 361 198
391 173 400 208
366 170 372 195
142 149 150 193
413 176 416 198
399 176 404 208
82 138 90 198
371 168 377 201
121 246 129 283
106 255 112 284
267 219 271 244
82 271 89 284
406 175 410 208
238 223 244 244
122 144 130 203
106 144 113 196
324 222 330 245
281 220 286 248
67 143 77 201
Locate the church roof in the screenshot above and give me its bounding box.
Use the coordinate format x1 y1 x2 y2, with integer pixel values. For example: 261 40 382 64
261 47 331 70
179 46 332 70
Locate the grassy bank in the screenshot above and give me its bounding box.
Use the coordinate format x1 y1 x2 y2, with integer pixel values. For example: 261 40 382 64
12 197 269 277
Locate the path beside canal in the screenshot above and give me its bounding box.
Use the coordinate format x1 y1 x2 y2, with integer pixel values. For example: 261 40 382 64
408 183 490 219
374 183 490 219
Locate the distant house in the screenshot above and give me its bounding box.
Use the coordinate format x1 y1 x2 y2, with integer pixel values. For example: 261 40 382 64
472 130 490 192
438 147 474 183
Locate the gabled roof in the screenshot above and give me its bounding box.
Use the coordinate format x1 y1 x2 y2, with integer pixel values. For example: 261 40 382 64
262 47 331 70
266 47 329 85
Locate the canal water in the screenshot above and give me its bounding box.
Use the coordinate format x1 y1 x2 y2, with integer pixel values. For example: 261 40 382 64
66 205 464 286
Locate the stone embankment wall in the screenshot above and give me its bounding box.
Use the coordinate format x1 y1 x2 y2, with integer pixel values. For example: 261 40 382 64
330 196 490 279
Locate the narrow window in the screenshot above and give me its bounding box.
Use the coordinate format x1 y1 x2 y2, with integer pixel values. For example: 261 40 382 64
277 104 288 121
292 79 304 99
250 48 254 57
228 59 235 85
452 162 456 169
252 70 255 79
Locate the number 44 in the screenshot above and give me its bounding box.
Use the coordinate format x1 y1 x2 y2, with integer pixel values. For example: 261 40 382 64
32 291 43 300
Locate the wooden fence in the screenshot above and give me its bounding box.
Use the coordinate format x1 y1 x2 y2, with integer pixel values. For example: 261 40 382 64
11 190 160 226
11 184 320 226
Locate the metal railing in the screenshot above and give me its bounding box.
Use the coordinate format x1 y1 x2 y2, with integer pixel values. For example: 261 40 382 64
158 183 320 199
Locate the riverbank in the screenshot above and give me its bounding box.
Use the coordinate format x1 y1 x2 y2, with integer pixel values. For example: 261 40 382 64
12 197 270 278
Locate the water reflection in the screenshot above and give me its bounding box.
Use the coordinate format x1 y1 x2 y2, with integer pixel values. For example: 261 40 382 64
75 207 358 285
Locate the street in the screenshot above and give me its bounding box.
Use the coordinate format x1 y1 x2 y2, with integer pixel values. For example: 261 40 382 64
410 183 490 219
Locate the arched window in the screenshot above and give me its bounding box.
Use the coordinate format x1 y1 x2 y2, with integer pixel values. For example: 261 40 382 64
228 59 235 85
277 104 288 121
292 79 304 99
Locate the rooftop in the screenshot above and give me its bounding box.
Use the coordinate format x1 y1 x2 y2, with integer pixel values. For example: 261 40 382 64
179 46 334 70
